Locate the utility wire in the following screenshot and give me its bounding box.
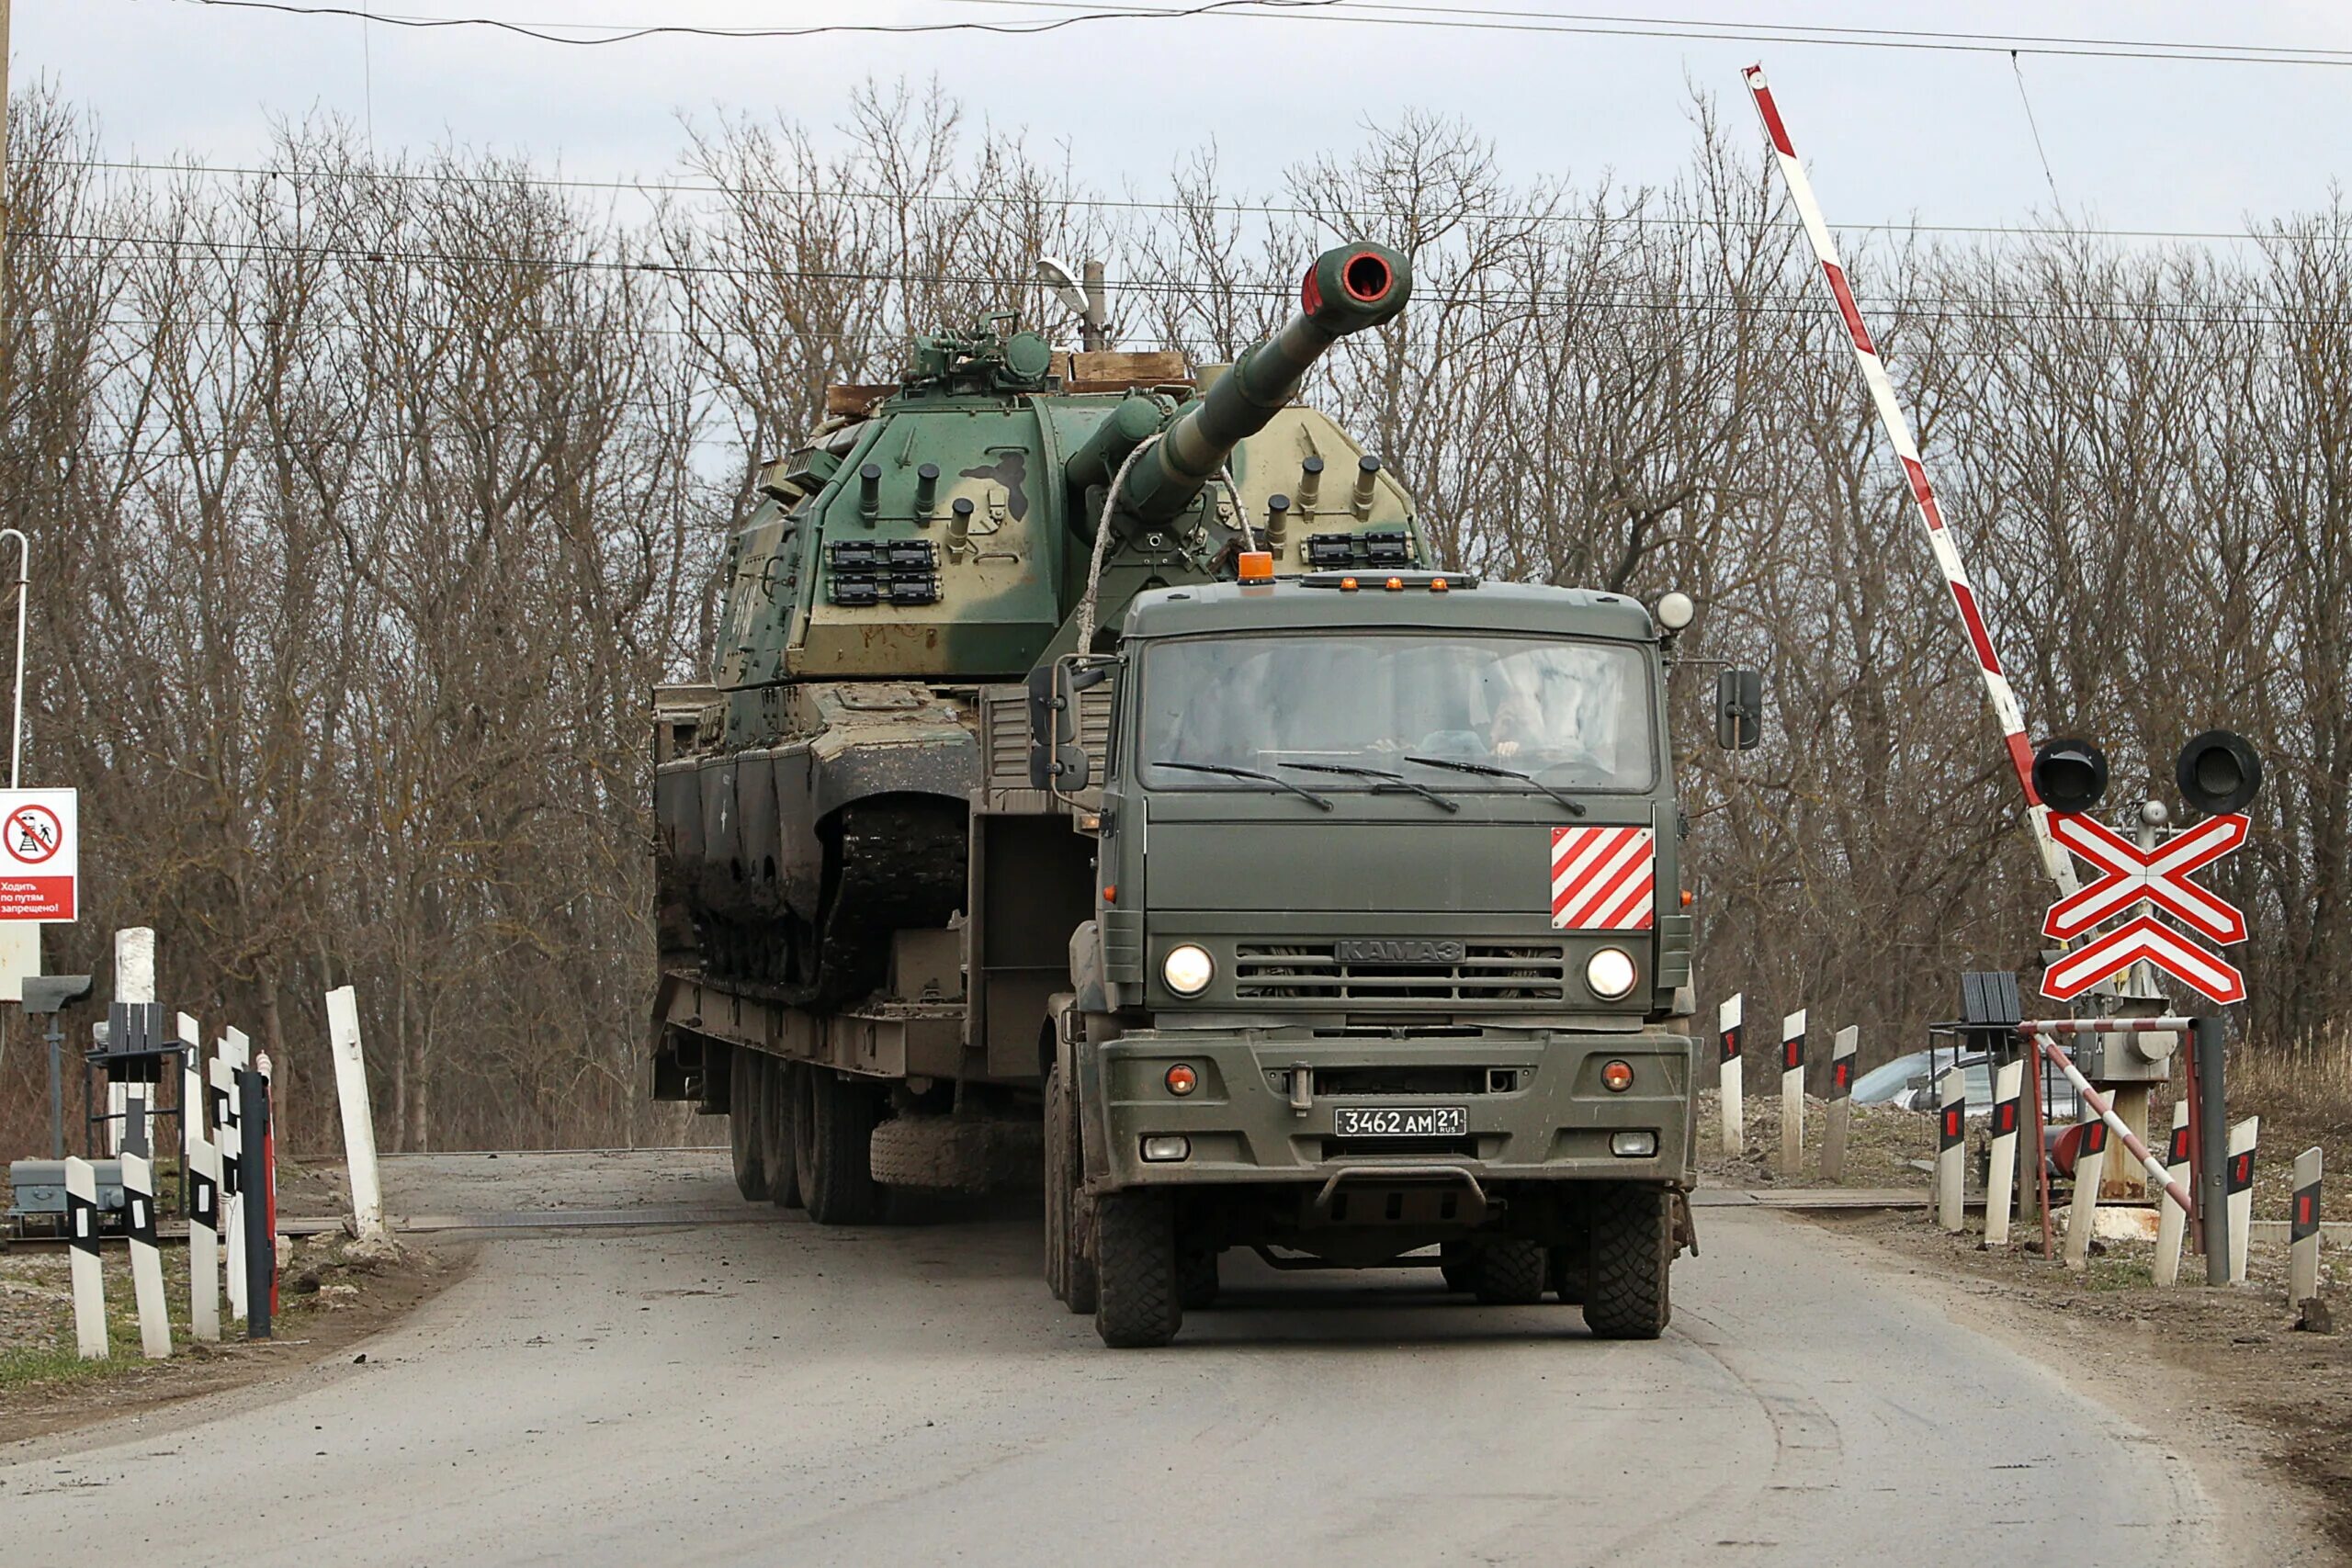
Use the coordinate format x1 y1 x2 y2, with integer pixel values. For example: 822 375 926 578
164 0 2352 67
2009 51 2064 211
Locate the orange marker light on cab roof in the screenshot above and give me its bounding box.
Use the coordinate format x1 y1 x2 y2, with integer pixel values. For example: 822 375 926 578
1430 577 1449 592
1237 551 1274 582
1385 575 1405 592
1340 576 1360 592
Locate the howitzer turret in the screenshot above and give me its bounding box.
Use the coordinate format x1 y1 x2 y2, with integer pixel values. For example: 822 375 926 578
653 238 1429 1018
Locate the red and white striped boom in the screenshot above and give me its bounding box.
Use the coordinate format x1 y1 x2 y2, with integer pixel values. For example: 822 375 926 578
1742 64 2077 899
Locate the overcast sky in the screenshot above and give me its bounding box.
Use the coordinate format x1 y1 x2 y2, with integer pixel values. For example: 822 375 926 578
30 3 2352 245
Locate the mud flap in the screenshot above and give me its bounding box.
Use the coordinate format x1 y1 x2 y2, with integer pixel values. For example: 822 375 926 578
1671 1190 1699 1258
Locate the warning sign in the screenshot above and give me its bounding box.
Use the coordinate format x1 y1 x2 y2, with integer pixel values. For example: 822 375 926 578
0 789 76 921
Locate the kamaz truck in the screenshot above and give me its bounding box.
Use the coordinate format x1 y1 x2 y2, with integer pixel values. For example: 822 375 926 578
649 240 1757 1346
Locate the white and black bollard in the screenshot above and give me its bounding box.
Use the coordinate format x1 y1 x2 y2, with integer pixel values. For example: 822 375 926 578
1820 1025 1858 1182
1717 994 1744 1156
217 1029 248 1321
180 1014 220 1341
1984 1058 2023 1247
2290 1145 2323 1314
64 1156 107 1359
325 987 388 1244
1935 1066 1966 1232
2064 1114 2110 1271
1780 1010 1806 1174
2154 1100 2193 1289
120 1152 172 1359
2228 1116 2259 1286
239 1055 275 1337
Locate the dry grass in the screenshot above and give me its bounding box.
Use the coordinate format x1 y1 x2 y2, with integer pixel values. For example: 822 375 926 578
2227 1041 2352 1222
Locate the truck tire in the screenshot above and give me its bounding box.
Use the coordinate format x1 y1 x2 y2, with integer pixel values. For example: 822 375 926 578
763 1058 802 1210
795 1066 886 1225
1178 1245 1219 1311
1046 1066 1097 1314
871 1116 1043 1192
1582 1185 1672 1339
1471 1238 1547 1304
729 1048 769 1203
1093 1190 1182 1348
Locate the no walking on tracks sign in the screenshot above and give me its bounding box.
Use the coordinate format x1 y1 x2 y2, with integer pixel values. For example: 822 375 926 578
0 788 77 920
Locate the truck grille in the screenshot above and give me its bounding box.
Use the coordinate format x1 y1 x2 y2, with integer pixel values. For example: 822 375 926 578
1234 942 1569 1001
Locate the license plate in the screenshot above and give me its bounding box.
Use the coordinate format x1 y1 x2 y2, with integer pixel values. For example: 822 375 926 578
1332 1105 1468 1138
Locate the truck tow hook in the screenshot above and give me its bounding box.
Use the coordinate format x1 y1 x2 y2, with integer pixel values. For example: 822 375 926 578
1288 1063 1314 1117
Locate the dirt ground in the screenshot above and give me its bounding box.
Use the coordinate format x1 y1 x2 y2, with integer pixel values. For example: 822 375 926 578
1816 1203 2352 1554
0 1232 471 1444
1695 1088 1937 1190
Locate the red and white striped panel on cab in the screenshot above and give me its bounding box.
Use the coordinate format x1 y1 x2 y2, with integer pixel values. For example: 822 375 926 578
1551 825 1655 931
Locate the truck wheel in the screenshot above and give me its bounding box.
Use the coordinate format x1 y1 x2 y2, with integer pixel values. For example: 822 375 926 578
1582 1185 1672 1339
797 1067 885 1225
1438 1240 1479 1293
1093 1190 1182 1348
1471 1238 1547 1305
1178 1244 1219 1311
763 1059 803 1210
1046 1066 1097 1314
729 1048 769 1203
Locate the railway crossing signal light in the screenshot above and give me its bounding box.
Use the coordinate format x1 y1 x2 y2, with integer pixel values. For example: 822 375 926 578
2030 738 2109 814
2176 729 2261 817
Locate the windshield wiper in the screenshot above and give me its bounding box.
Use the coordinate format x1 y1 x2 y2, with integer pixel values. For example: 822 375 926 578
1402 754 1587 817
1152 760 1335 811
1278 761 1461 813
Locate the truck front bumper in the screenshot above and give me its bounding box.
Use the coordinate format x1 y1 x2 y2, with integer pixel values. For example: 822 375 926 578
1089 1025 1698 1193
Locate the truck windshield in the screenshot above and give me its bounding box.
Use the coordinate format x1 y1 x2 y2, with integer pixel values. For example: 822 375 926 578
1138 631 1656 792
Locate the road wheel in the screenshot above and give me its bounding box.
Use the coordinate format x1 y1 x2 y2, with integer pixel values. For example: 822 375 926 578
763 1059 802 1209
1093 1190 1181 1348
729 1048 769 1203
798 1067 886 1225
1471 1238 1547 1305
1438 1239 1479 1293
1178 1244 1219 1311
1046 1066 1097 1314
1582 1185 1672 1339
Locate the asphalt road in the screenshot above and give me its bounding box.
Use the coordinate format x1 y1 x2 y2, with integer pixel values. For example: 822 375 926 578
0 1154 2256 1566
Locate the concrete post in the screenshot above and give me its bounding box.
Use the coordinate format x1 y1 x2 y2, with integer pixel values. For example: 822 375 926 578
121 1152 171 1359
2289 1145 2323 1312
1780 1010 1805 1175
1935 1066 1966 1233
2064 1115 2109 1271
325 987 388 1243
1820 1025 1857 1182
1717 994 1743 1156
1984 1058 2022 1247
2227 1116 2259 1285
64 1155 107 1359
2154 1100 2192 1289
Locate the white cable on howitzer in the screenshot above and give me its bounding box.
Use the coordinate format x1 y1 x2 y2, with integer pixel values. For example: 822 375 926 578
1743 65 2077 900
1075 431 1164 652
1216 464 1260 557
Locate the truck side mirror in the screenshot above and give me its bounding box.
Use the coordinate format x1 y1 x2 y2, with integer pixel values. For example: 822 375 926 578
1714 669 1763 751
1054 743 1092 793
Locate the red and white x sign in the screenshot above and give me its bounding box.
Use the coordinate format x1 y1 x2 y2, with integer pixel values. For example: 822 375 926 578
2040 810 2251 1006
2041 811 2248 945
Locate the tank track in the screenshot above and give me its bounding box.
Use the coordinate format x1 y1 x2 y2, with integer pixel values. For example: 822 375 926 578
693 795 967 1012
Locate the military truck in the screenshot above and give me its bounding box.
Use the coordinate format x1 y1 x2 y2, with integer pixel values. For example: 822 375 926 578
650 240 1756 1346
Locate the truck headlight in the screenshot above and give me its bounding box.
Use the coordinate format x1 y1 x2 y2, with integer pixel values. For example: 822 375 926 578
1585 946 1638 1000
1162 943 1215 997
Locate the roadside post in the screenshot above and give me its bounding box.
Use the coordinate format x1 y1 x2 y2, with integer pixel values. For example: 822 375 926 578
120 1151 171 1359
187 1105 221 1341
1780 1010 1805 1174
64 1154 107 1359
1935 1067 1965 1232
1820 1025 1857 1181
2289 1146 2323 1314
325 986 389 1243
2227 1117 2258 1285
218 1027 249 1321
1717 994 1743 1156
1984 1058 2022 1247
238 1055 275 1338
2064 1114 2109 1271
2194 1016 2229 1285
2154 1100 2192 1289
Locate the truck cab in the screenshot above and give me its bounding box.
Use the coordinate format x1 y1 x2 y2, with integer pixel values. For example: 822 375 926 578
1046 567 1714 1347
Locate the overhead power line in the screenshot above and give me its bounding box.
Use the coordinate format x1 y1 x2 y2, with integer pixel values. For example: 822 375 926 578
164 0 2352 67
52 156 2331 249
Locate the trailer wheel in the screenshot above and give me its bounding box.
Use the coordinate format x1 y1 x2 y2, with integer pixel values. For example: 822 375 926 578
1093 1190 1181 1348
1045 1066 1096 1314
763 1059 802 1210
1581 1185 1672 1339
1470 1238 1547 1305
797 1067 885 1225
729 1048 769 1203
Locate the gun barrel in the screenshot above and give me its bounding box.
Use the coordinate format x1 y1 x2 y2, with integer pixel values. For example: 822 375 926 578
1119 243 1410 523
